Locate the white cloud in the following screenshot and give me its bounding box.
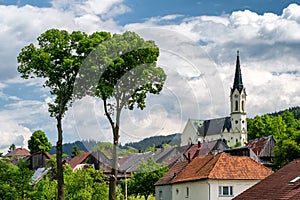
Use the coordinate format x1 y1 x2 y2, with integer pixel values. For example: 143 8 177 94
0 2 300 149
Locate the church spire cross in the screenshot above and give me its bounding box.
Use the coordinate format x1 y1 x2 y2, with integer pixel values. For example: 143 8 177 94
232 50 244 93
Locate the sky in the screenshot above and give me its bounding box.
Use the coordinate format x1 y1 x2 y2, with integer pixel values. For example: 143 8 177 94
1 0 300 153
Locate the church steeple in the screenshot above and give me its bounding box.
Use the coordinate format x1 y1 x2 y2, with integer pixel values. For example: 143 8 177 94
230 51 247 145
232 51 244 93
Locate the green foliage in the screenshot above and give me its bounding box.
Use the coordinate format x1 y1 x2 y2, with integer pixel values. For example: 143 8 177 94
125 157 168 200
64 166 109 200
273 138 300 169
17 29 110 119
29 165 109 200
0 160 33 200
28 130 52 153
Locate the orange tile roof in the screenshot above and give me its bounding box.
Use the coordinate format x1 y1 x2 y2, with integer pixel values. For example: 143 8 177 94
4 148 30 157
171 153 273 184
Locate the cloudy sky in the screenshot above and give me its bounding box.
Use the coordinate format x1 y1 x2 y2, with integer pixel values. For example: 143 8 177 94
1 0 300 153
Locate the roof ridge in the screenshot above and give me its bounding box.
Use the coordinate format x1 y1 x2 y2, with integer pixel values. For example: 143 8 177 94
207 152 223 178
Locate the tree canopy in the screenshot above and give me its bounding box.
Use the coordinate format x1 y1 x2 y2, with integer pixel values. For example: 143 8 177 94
75 31 166 199
28 130 52 154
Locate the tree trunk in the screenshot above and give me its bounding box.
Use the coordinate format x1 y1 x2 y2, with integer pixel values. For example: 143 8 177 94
109 133 118 200
56 117 65 200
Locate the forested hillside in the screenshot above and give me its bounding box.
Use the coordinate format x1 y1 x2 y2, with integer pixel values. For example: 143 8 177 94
50 133 181 156
122 133 181 151
49 140 98 156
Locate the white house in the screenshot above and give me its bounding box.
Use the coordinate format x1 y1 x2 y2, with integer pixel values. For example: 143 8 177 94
181 52 248 147
155 152 273 200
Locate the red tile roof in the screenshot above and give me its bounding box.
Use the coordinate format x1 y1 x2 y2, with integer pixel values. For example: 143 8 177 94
68 152 91 169
233 159 300 200
171 153 273 184
4 148 30 157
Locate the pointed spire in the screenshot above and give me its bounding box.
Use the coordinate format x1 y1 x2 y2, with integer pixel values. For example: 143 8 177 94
232 50 244 93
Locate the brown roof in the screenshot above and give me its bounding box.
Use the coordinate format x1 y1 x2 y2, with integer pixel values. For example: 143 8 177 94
155 160 189 186
68 152 91 169
4 148 30 157
233 159 300 200
171 153 273 184
246 135 275 157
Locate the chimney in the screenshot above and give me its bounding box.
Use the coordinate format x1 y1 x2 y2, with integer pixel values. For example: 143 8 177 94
198 141 201 148
188 152 191 163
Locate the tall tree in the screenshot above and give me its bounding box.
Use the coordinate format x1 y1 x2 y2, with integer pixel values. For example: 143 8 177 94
76 31 166 199
28 130 52 153
17 29 110 200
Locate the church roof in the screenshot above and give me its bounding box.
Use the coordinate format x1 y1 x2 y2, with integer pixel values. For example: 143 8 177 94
192 117 231 137
232 51 244 93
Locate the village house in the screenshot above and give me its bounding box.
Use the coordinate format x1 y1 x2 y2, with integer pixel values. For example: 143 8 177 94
155 152 273 200
3 147 30 158
234 159 300 199
67 150 111 173
27 150 51 170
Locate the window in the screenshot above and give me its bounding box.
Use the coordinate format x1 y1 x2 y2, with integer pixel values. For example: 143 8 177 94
219 186 233 196
242 101 244 111
235 100 238 111
186 187 189 198
159 191 163 200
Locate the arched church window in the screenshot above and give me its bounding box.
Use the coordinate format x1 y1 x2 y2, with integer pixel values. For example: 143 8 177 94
235 100 238 111
242 101 245 111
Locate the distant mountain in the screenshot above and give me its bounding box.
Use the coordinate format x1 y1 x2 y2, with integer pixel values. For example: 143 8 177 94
49 133 181 156
122 133 181 151
49 140 98 156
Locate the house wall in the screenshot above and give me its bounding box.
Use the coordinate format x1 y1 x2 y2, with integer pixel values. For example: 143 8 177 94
171 181 209 200
155 185 172 200
181 120 246 148
170 179 260 200
209 179 260 200
181 120 198 146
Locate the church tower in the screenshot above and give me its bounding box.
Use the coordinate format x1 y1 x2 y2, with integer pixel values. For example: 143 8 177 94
230 51 247 145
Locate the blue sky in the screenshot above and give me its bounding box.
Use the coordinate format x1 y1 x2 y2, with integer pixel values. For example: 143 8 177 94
0 0 300 152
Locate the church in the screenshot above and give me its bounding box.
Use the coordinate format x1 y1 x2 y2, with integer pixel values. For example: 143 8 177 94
180 51 248 147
